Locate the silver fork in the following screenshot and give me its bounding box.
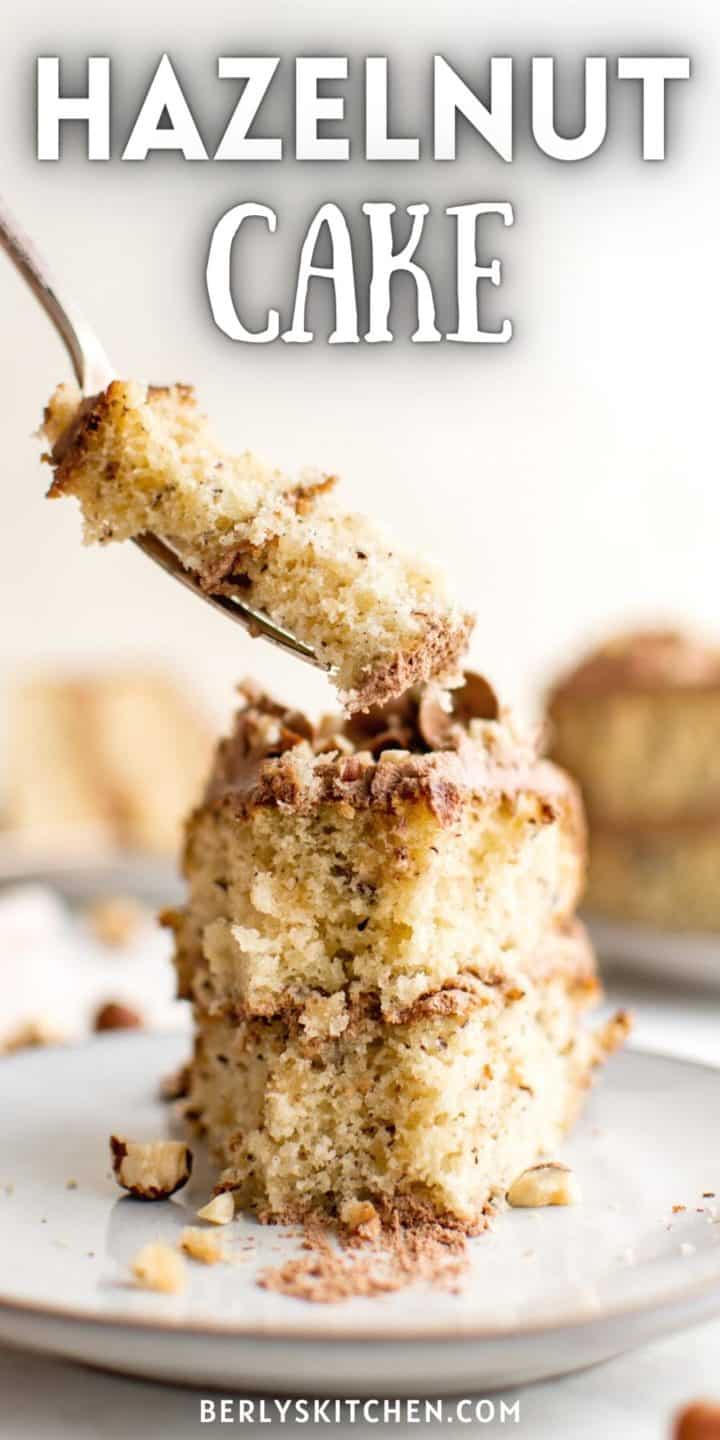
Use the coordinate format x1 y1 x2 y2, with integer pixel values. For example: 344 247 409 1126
0 198 320 667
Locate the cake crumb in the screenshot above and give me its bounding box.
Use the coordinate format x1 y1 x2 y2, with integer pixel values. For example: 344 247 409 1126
680 1242 697 1257
131 1241 185 1294
87 896 145 948
257 1217 469 1304
65 1179 78 1191
180 1227 224 1264
673 1204 687 1214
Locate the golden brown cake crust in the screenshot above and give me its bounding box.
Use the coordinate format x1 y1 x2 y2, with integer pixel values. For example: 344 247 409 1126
44 382 196 488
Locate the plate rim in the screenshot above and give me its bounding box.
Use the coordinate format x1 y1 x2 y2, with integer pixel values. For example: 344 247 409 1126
1 1037 719 1347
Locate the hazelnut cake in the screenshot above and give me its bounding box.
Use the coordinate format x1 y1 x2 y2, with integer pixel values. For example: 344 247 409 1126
168 676 626 1231
41 381 473 712
548 629 720 930
3 669 212 855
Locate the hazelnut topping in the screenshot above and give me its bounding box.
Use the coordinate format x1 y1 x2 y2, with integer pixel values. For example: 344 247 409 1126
110 1137 193 1200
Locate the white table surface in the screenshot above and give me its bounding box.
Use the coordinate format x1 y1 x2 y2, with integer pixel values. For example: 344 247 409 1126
2 970 719 1439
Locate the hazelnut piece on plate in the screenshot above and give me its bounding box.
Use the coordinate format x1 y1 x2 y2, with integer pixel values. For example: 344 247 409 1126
110 1137 192 1199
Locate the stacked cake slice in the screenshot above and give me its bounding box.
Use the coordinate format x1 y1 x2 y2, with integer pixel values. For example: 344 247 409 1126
548 629 720 930
167 678 626 1233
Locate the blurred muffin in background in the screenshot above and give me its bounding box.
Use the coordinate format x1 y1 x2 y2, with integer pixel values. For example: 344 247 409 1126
547 630 720 931
2 669 213 856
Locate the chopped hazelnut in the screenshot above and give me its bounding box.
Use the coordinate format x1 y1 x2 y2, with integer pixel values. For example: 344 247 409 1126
180 1226 224 1264
507 1162 582 1209
313 732 355 757
94 1001 143 1033
674 1401 720 1440
340 1199 381 1239
131 1241 186 1294
110 1137 192 1199
197 1193 235 1225
417 686 455 749
450 671 500 725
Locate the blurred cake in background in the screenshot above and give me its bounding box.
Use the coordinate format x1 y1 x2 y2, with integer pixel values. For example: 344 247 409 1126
547 629 720 931
2 669 213 856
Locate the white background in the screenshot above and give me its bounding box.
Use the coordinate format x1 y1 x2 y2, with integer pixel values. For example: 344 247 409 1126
0 0 716 741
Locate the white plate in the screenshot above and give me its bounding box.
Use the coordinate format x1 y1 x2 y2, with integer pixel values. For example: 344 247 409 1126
586 911 720 992
0 883 188 1043
0 840 182 906
1 1034 719 1395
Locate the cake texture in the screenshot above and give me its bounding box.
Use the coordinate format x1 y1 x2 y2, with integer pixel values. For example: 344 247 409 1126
169 675 626 1231
172 678 586 1023
189 929 613 1231
41 381 473 712
548 629 720 930
3 668 212 855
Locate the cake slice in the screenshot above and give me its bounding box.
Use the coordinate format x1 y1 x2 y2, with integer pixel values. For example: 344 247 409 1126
172 673 626 1231
167 676 586 1023
584 822 720 931
187 923 624 1230
4 669 212 855
547 629 720 931
41 381 473 712
547 629 720 828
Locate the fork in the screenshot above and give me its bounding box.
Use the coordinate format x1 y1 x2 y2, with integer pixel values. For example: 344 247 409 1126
0 197 320 667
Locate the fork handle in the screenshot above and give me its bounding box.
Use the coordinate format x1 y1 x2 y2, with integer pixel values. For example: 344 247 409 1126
0 196 114 394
